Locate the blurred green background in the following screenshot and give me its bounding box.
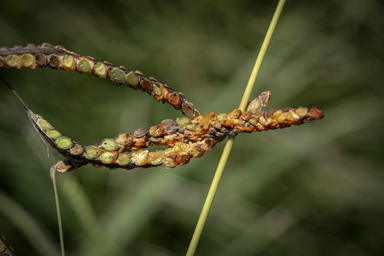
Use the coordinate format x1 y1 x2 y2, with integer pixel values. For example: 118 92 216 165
0 0 383 255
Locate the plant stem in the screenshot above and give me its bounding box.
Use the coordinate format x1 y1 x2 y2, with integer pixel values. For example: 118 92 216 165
186 1 286 255
51 170 65 256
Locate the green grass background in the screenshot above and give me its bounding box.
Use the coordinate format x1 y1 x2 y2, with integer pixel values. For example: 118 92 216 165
0 0 383 255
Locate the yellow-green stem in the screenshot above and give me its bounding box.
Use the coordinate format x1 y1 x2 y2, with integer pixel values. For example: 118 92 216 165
186 1 286 255
52 170 65 256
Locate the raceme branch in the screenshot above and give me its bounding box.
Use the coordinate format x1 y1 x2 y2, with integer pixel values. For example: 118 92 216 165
0 43 324 175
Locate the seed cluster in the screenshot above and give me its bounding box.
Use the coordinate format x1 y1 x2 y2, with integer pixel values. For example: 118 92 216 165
0 43 199 118
31 93 323 173
1 43 324 174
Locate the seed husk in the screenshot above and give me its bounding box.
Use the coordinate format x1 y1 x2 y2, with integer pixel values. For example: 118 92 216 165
99 151 118 164
163 155 177 168
61 55 75 70
26 43 37 48
46 130 62 140
37 119 54 131
132 150 149 166
83 147 101 160
69 144 84 155
153 83 162 96
40 43 54 48
176 117 190 125
185 124 196 131
22 54 35 68
48 54 60 69
77 59 91 73
35 53 47 66
140 78 153 92
149 137 162 143
216 113 227 122
126 71 139 87
94 62 107 78
111 67 125 84
56 136 73 150
5 55 22 69
101 138 119 151
116 153 131 166
150 151 164 165
133 127 149 138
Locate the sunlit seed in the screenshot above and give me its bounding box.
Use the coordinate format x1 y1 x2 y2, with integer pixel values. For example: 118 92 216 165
247 98 261 112
116 153 131 166
111 68 125 83
132 150 149 166
295 107 308 118
277 112 298 123
83 147 101 160
176 117 190 125
26 43 37 48
125 71 139 86
150 151 164 165
101 138 119 151
217 113 227 122
185 124 196 131
62 55 74 69
135 70 144 75
99 151 117 164
153 83 162 96
56 136 73 150
149 137 162 142
5 55 22 68
55 45 66 50
191 145 203 158
46 130 62 140
40 43 54 48
163 155 177 168
78 59 91 73
37 119 54 131
248 118 257 125
94 62 107 78
211 121 221 129
22 54 35 68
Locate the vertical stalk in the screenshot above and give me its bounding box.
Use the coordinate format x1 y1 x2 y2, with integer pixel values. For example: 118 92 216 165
51 170 65 256
186 1 286 255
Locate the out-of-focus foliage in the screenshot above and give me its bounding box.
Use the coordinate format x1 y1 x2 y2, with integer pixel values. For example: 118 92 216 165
0 0 383 255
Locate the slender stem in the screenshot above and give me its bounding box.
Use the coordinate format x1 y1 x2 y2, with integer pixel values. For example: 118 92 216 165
186 1 286 255
51 170 65 256
238 0 286 111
